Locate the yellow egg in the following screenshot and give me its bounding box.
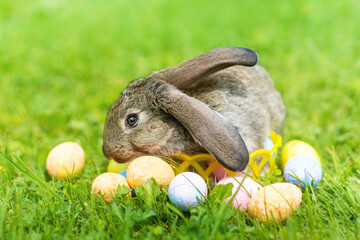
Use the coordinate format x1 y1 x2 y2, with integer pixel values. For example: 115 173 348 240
107 159 130 173
247 182 302 223
281 140 320 169
91 173 131 203
126 156 175 189
46 142 85 179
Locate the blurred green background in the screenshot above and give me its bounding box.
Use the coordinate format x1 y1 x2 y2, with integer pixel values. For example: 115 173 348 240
0 0 360 238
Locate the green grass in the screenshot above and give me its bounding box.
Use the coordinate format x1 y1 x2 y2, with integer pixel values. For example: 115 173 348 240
1 0 360 239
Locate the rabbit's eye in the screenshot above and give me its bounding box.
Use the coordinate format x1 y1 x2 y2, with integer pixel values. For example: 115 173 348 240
125 114 138 128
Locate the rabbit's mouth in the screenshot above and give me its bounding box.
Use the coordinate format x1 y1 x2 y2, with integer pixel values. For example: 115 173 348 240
103 144 143 163
112 153 142 163
111 156 134 164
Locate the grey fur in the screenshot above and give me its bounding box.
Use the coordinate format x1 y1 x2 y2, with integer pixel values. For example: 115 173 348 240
103 47 285 172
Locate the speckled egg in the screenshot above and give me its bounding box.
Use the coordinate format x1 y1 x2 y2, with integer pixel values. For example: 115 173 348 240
281 140 320 169
91 173 131 203
107 160 130 173
247 182 302 223
46 142 85 179
168 172 208 211
217 175 263 209
284 154 322 187
126 156 175 189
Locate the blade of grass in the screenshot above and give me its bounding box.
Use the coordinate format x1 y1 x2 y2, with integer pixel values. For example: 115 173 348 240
0 152 62 201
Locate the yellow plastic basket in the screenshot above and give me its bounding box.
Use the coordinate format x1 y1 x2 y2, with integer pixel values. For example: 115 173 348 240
170 131 282 180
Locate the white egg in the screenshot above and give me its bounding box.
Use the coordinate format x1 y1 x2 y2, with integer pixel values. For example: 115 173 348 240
168 172 208 211
284 154 322 187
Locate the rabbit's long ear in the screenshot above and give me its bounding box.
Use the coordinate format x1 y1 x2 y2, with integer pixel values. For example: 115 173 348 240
162 47 258 89
155 89 249 172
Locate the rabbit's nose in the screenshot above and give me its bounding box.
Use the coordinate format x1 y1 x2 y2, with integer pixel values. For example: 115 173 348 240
102 144 113 159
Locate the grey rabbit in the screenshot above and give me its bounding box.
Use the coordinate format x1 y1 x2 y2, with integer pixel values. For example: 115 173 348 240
103 47 285 172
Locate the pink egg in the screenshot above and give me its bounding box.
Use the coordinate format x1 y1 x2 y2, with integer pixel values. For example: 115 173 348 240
211 164 241 181
217 175 262 209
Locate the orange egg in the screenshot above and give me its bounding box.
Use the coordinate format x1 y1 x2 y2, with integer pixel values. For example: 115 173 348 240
46 142 85 179
247 182 302 223
91 173 131 203
126 156 175 189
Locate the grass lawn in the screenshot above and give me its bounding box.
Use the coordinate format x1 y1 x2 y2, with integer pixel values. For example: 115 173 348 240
1 0 360 239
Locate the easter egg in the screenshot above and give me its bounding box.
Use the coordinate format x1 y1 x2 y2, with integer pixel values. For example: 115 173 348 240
107 160 130 173
168 172 208 211
91 173 131 203
281 140 320 169
126 156 175 189
248 182 302 223
284 154 322 187
264 137 274 151
217 175 262 209
119 170 127 178
46 142 85 179
264 137 275 158
118 170 136 195
211 164 239 181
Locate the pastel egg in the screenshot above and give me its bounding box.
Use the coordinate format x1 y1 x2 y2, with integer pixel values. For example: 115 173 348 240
264 137 275 158
91 173 131 203
284 154 322 187
118 170 136 195
168 172 208 211
119 170 127 178
107 160 130 173
46 142 85 179
281 140 320 169
264 137 274 151
211 164 239 181
248 182 302 223
217 175 262 209
126 156 175 189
